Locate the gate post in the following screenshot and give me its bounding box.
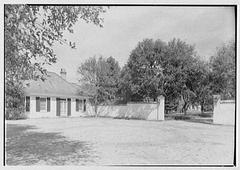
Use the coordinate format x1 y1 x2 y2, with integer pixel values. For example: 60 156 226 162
213 94 221 124
157 95 165 120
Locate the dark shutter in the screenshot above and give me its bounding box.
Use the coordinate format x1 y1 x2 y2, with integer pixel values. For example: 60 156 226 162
47 97 51 112
36 97 40 112
26 96 30 112
76 99 79 111
83 99 86 112
67 98 71 116
56 98 60 116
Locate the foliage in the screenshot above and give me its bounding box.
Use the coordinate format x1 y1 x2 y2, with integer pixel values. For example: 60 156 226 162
163 38 197 114
121 38 197 114
5 5 107 119
5 81 26 120
122 39 166 101
187 60 213 112
118 65 132 103
121 38 235 114
210 40 235 100
5 5 107 82
78 56 121 116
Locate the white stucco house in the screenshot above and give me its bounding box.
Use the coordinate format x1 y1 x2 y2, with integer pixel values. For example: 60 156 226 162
23 69 90 118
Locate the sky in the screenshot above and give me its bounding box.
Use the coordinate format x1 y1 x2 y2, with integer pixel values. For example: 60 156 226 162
45 6 235 83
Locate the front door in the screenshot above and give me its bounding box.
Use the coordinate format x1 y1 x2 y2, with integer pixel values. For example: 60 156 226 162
60 99 67 116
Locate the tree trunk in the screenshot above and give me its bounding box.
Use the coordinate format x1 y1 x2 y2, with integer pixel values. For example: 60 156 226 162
183 103 187 115
93 94 98 118
94 104 98 117
201 102 204 114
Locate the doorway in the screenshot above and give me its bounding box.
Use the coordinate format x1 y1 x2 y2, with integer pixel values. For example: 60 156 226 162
60 99 67 116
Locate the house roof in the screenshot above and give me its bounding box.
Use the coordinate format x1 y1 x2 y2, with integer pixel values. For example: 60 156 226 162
23 72 89 98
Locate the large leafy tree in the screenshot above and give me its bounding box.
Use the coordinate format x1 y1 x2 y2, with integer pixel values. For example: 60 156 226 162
125 39 166 101
163 39 197 114
122 38 198 114
105 56 121 101
118 65 132 103
210 40 236 99
5 5 107 119
5 5 107 82
77 56 120 116
186 60 212 113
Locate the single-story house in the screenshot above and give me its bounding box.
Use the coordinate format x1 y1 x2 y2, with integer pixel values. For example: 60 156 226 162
23 68 90 118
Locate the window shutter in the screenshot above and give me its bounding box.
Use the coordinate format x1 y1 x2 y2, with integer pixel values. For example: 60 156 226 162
36 97 40 112
83 99 86 112
76 99 79 111
47 97 51 112
26 96 30 112
67 98 71 116
56 98 60 116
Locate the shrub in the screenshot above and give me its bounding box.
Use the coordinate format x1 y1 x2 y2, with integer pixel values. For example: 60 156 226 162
5 107 27 120
174 115 191 120
5 81 27 120
198 113 213 118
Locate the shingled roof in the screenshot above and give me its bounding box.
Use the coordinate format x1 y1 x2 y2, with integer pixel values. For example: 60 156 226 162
23 72 88 98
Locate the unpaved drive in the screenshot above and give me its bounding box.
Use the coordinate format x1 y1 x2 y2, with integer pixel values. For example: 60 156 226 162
6 117 234 165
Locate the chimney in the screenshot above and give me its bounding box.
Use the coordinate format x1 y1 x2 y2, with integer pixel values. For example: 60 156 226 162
60 68 67 80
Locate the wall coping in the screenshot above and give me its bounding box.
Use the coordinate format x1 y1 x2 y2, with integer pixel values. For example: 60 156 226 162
98 104 127 106
220 100 235 104
97 102 159 106
127 102 158 104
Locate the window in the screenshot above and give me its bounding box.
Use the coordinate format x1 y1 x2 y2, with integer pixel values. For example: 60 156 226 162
36 97 50 112
26 96 30 112
76 99 83 111
40 98 47 111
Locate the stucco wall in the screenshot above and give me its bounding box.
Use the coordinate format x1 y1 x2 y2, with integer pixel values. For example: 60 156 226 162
26 96 88 118
213 95 235 125
27 96 56 118
84 96 165 121
71 98 86 117
25 96 164 120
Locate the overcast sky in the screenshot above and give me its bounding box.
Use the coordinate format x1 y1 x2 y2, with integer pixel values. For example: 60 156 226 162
45 6 235 83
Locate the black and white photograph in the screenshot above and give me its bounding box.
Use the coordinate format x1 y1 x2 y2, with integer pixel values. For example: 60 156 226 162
2 1 238 168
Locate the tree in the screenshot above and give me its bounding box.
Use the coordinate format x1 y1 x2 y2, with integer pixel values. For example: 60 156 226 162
118 65 132 103
5 5 107 82
77 56 120 116
125 39 166 101
105 56 121 101
186 59 212 113
123 38 197 114
163 38 197 114
5 5 108 119
210 40 235 99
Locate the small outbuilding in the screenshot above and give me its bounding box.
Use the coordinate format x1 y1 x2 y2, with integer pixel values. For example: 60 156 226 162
23 69 90 118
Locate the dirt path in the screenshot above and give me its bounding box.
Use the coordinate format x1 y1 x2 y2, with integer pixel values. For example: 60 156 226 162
6 117 234 165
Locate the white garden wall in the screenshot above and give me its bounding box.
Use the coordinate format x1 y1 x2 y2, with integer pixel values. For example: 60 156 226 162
213 95 235 125
85 96 165 121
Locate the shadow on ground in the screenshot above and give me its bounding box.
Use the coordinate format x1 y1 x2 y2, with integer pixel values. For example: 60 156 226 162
165 112 213 124
6 124 97 165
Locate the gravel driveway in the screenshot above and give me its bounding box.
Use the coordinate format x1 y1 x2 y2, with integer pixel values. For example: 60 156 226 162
6 117 234 165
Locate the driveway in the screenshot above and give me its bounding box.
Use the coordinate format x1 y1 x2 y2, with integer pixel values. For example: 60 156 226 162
6 117 234 165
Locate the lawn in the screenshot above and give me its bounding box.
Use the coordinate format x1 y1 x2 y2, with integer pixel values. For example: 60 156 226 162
6 117 234 165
